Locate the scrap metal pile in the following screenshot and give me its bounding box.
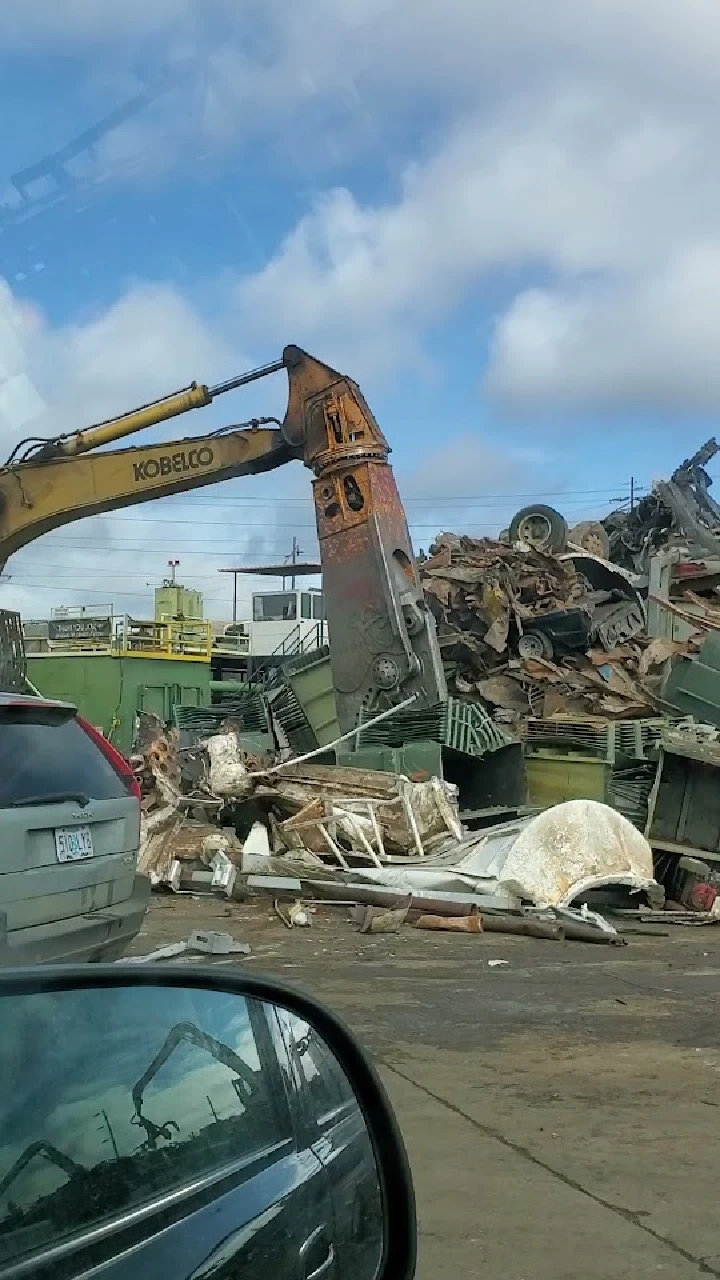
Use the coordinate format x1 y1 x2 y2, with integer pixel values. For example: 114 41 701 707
136 728 463 889
501 439 720 580
603 438 720 574
420 532 681 723
133 720 679 945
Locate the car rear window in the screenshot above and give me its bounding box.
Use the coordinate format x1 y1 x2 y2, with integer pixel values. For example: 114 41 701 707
0 706 128 807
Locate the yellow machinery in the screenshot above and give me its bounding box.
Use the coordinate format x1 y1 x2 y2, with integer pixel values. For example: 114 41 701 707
0 347 447 733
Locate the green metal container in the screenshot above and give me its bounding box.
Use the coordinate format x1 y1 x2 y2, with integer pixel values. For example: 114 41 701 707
26 654 210 754
269 648 340 753
664 632 720 727
524 746 656 829
336 740 444 779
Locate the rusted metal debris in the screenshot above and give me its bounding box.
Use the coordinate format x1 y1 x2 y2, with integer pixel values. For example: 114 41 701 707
262 763 462 864
510 440 720 580
419 532 696 723
355 902 410 934
415 911 483 934
135 726 251 887
603 438 720 573
136 724 464 890
133 726 661 941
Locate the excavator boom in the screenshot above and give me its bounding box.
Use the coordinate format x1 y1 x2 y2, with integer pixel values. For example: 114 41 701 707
132 1021 258 1116
0 1141 83 1203
0 343 446 731
0 424 292 569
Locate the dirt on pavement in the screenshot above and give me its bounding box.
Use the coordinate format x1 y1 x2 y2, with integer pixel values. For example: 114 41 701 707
129 894 720 1279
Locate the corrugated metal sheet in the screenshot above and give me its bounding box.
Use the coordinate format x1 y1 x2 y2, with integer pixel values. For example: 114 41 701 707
606 764 656 828
174 689 271 740
268 682 319 754
525 716 669 762
358 697 514 758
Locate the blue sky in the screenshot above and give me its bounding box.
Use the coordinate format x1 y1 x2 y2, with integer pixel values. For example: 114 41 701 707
0 1 718 619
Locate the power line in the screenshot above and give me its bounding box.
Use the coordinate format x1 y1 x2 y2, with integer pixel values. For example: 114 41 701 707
5 478 642 596
118 489 639 509
28 547 303 559
3 577 235 599
104 482 642 505
84 493 645 524
25 488 642 531
21 514 621 558
36 504 632 544
5 566 295 586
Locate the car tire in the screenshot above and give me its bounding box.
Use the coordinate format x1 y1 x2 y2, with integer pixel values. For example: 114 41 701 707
517 630 554 660
509 504 568 554
569 520 611 559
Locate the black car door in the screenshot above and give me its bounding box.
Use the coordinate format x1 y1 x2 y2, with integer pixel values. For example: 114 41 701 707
274 1009 383 1280
0 990 333 1280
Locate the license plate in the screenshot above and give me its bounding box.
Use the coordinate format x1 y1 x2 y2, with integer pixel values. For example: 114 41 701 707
55 827 94 862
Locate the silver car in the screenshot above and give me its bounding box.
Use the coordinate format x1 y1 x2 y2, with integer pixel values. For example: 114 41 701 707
0 692 150 964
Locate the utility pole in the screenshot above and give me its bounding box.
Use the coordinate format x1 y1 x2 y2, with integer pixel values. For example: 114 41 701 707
630 477 635 512
217 568 241 622
282 537 301 589
167 559 180 585
96 1110 120 1161
290 536 299 590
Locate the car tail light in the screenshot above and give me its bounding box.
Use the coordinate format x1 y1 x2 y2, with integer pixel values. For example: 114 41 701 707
77 716 142 802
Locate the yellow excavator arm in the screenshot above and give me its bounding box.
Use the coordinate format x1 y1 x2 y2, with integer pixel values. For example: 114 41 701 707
0 352 293 566
0 1140 84 1203
131 1020 259 1118
0 345 447 730
0 422 291 567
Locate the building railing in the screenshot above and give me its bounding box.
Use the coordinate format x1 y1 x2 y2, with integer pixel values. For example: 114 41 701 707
116 617 212 661
23 615 213 662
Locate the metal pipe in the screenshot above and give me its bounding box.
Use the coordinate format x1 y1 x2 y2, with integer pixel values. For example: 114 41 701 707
209 359 284 396
37 357 286 460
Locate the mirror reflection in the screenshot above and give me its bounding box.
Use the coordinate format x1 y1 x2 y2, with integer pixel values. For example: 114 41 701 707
0 983 383 1278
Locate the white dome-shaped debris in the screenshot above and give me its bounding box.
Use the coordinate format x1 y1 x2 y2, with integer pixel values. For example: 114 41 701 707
498 799 655 907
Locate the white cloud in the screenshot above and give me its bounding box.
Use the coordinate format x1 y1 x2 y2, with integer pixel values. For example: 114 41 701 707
486 244 720 413
0 1 211 49
0 279 240 449
5 0 720 420
35 283 236 436
221 1 720 412
234 84 720 407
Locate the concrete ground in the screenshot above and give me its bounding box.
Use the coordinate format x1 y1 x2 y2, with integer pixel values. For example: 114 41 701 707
130 894 720 1279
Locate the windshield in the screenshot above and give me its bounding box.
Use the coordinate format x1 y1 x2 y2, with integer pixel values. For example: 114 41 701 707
252 593 297 622
0 708 127 806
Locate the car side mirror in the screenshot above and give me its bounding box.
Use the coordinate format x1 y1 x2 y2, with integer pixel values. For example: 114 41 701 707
0 967 416 1280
